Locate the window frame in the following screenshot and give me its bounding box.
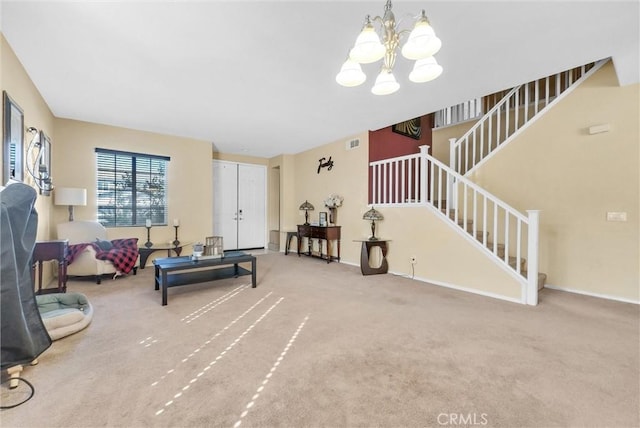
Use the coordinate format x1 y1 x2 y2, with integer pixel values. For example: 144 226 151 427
95 148 170 228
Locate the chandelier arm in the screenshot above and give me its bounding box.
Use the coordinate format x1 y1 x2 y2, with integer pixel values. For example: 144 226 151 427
396 28 412 39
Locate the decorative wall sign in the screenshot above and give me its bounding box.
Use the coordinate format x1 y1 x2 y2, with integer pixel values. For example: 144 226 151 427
392 117 421 140
317 156 334 174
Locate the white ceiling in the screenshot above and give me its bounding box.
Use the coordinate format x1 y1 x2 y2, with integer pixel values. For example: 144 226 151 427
2 1 638 158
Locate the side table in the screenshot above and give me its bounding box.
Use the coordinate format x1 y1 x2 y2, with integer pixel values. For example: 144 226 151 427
284 231 298 255
33 239 68 294
354 239 390 275
138 242 191 269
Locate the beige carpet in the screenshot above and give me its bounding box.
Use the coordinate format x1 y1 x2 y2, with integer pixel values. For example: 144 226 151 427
1 252 638 428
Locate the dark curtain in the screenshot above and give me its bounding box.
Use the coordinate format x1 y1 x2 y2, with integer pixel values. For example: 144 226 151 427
1 183 51 370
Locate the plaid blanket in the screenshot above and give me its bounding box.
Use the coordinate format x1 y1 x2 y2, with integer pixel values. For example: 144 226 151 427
67 238 139 274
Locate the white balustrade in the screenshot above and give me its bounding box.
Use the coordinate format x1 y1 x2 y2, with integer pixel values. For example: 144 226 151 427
370 147 540 304
448 61 603 176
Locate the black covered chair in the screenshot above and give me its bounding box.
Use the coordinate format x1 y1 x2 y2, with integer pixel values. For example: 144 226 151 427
1 183 51 388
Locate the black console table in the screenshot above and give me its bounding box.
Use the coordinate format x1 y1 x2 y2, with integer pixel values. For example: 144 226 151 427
297 225 341 263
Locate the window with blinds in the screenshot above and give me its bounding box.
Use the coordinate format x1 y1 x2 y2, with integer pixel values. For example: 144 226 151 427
95 148 170 227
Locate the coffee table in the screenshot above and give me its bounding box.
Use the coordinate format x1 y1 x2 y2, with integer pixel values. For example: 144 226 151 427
153 251 256 306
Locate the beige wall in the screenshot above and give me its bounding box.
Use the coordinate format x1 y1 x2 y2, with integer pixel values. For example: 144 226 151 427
1 34 56 241
463 61 639 302
432 119 477 165
53 119 213 265
292 132 371 263
213 151 268 166
2 34 56 284
290 131 523 301
268 154 296 250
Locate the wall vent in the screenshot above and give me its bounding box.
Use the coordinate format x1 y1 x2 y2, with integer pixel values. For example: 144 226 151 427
345 138 360 150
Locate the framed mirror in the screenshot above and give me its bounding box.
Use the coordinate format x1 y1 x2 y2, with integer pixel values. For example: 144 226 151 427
3 91 24 185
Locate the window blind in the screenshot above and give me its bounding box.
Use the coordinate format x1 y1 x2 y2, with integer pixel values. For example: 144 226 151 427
95 148 170 227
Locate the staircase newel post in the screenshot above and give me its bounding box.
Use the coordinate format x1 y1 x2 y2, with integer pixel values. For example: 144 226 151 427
448 138 457 171
526 210 540 305
419 145 429 204
448 138 458 210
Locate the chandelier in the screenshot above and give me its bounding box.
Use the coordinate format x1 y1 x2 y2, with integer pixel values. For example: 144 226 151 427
336 0 443 95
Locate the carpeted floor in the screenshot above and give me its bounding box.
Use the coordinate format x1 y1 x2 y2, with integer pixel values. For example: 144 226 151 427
1 252 639 428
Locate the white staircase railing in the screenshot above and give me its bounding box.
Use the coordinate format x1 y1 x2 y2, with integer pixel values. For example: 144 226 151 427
370 152 424 206
433 97 483 128
450 60 605 176
370 146 539 305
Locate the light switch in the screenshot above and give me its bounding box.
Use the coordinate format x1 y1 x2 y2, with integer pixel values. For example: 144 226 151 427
589 124 610 134
607 212 627 222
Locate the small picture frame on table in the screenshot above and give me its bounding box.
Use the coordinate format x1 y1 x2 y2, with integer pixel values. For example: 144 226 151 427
319 212 328 227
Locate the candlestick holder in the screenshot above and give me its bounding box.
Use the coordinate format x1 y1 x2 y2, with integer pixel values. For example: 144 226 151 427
145 226 153 248
173 225 180 247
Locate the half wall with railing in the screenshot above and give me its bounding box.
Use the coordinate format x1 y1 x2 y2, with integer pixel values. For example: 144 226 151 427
369 146 539 305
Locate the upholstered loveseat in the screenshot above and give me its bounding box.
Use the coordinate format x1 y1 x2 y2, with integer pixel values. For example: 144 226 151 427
56 221 139 284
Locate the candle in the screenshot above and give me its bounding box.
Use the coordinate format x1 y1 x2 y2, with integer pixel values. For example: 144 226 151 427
173 219 180 226
145 219 151 228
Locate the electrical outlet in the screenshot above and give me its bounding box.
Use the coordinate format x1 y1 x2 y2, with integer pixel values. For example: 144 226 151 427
409 256 417 264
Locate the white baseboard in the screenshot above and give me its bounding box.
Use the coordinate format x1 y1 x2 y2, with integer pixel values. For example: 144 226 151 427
544 284 640 305
388 270 523 305
313 255 639 306
340 260 358 268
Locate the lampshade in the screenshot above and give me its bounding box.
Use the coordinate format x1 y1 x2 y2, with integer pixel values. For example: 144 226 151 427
349 22 385 64
299 200 315 226
401 14 442 60
363 207 384 221
299 200 315 211
54 187 87 206
55 187 87 222
409 57 443 83
363 206 383 240
371 71 400 96
336 58 367 87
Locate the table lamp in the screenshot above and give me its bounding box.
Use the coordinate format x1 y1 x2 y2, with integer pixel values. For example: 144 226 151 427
54 187 87 221
363 207 384 240
299 200 315 225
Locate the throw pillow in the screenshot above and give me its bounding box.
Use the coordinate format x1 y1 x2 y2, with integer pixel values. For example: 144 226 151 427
95 238 113 251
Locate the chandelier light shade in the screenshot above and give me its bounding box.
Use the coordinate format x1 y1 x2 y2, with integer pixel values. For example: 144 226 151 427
371 70 400 96
336 0 443 95
401 13 442 60
409 56 444 83
349 20 386 64
336 58 367 87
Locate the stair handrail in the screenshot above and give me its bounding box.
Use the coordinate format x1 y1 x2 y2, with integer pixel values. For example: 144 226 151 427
450 60 605 176
423 148 539 305
368 147 540 304
427 150 528 224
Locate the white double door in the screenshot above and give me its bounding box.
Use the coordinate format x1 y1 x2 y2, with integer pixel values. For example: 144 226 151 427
212 160 267 250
